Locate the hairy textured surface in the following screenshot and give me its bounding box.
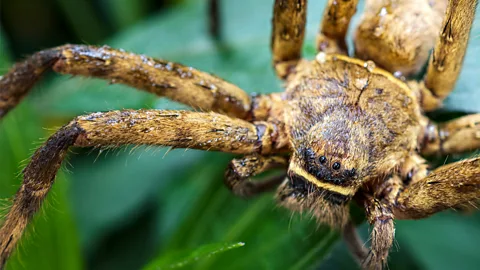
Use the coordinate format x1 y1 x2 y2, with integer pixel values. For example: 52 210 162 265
0 0 479 269
0 124 81 267
0 49 61 118
284 56 421 188
72 110 281 154
276 177 351 228
0 109 285 267
271 0 307 78
422 114 480 155
395 158 480 219
224 154 288 197
424 0 477 102
0 45 252 119
362 197 394 270
317 0 359 54
355 0 447 76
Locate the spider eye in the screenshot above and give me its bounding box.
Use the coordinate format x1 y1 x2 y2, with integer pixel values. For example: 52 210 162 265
347 168 356 177
319 156 327 164
332 162 341 170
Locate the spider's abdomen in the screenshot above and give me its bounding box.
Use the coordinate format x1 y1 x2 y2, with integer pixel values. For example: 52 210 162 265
284 54 422 177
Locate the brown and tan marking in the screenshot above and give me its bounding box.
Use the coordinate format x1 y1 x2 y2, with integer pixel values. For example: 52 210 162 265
271 0 307 78
1 0 479 269
316 0 359 54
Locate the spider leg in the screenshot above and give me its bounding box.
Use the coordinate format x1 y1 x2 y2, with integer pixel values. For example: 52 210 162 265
343 220 368 265
358 174 404 270
272 0 307 79
0 109 287 268
419 0 477 111
420 114 480 156
0 44 252 119
398 153 430 185
316 0 358 54
362 195 395 270
393 157 480 220
224 154 288 197
354 0 447 76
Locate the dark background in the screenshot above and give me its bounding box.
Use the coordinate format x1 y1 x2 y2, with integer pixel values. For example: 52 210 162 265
1 0 167 57
1 1 479 269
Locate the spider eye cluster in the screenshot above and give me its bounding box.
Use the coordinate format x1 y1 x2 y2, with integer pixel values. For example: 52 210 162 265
319 155 350 174
303 148 357 185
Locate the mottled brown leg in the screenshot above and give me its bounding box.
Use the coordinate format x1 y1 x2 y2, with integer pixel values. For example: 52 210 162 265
0 44 252 119
249 93 285 120
224 154 288 197
0 125 78 269
363 197 395 270
0 109 286 268
360 175 404 270
398 153 430 186
0 49 59 119
316 0 358 54
393 157 480 220
354 0 446 77
420 0 477 111
421 114 480 156
343 220 368 265
271 0 307 79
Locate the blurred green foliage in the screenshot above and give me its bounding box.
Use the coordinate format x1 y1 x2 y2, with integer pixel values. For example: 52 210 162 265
1 0 480 269
143 242 246 269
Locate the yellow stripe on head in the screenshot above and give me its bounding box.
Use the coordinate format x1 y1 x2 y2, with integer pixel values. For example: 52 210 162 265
289 163 356 196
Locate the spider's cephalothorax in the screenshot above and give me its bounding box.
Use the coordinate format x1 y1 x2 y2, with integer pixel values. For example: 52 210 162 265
1 0 479 269
277 55 422 228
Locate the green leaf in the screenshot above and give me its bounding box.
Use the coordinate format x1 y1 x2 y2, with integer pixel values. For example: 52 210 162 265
54 0 108 42
143 242 245 270
0 26 11 66
68 147 205 249
102 0 150 30
395 212 480 270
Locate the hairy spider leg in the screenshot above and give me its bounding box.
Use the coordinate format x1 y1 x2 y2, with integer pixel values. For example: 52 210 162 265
360 156 480 269
419 0 477 111
362 194 396 270
0 44 252 120
393 157 480 219
316 0 359 54
354 0 447 77
348 174 402 270
0 109 286 268
421 114 480 156
271 0 307 79
224 154 288 197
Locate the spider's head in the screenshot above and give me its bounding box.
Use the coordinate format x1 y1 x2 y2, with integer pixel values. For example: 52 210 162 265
278 117 371 227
